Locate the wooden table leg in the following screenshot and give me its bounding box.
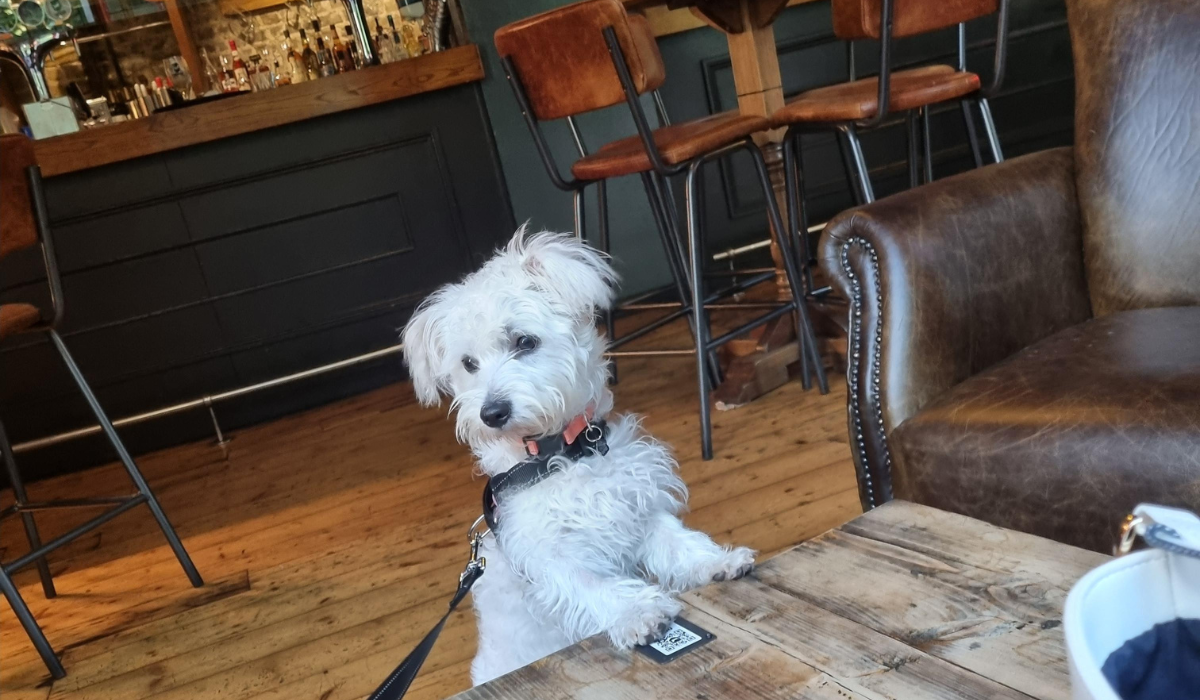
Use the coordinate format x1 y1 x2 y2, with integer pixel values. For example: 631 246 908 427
709 0 809 406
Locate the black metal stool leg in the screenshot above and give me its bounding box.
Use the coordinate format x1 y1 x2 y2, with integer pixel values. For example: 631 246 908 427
782 132 813 391
920 106 934 184
596 180 618 385
0 419 55 599
747 141 828 395
836 129 867 206
683 162 714 461
978 97 1004 163
844 125 876 203
906 111 921 189
641 173 721 388
961 99 984 169
784 131 817 293
46 330 203 588
0 567 65 678
659 172 723 387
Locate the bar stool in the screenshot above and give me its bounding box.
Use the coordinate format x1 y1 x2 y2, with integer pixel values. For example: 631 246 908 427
0 134 203 679
774 0 1009 273
495 0 825 459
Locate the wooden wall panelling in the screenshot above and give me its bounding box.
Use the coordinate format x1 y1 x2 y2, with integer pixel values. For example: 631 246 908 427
0 82 513 481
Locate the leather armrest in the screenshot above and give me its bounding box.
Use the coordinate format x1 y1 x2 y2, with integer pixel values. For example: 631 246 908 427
820 146 1092 509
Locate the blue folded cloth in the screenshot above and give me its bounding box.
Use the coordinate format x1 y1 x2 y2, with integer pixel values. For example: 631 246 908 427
1102 618 1200 700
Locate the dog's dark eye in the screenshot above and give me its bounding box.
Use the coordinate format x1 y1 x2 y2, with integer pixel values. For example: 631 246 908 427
461 356 479 374
514 335 539 353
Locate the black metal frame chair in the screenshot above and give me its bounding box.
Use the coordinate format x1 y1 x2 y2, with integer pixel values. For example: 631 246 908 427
0 154 203 679
500 22 827 459
783 0 1010 277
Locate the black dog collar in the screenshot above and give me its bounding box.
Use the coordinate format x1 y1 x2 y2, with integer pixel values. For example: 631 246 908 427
482 418 609 532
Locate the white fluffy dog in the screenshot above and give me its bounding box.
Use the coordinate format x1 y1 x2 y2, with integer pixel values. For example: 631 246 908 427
403 228 755 685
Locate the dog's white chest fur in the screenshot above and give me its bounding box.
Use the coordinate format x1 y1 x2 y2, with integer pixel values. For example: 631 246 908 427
494 415 684 579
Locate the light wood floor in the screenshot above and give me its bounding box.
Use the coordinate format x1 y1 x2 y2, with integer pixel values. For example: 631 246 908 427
0 317 860 700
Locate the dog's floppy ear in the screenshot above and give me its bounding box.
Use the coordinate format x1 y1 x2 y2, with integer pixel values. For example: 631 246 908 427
511 226 617 320
402 290 452 406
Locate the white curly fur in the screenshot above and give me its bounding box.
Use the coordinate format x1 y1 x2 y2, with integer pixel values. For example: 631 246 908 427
403 227 756 685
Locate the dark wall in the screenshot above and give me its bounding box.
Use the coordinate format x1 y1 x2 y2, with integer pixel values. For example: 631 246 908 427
462 0 1073 295
0 83 513 480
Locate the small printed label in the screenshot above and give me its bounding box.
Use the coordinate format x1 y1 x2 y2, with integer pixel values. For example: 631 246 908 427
649 623 702 656
634 617 714 663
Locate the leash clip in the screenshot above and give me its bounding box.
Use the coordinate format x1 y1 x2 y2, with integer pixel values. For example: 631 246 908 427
584 422 609 456
462 515 490 584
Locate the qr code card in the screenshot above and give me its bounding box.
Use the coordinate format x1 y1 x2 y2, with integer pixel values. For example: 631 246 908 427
634 618 714 663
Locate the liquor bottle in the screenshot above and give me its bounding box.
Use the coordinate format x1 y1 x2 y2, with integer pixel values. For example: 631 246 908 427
400 20 423 58
387 15 407 60
201 47 221 95
375 17 394 63
345 25 364 69
331 25 354 72
274 60 291 86
283 30 307 83
300 28 320 80
256 47 274 89
219 54 239 93
315 36 337 77
228 40 251 91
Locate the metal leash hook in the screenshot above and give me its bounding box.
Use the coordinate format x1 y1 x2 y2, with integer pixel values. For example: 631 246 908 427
462 515 490 584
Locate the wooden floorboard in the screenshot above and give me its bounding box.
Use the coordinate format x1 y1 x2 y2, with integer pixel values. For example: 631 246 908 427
1 315 859 699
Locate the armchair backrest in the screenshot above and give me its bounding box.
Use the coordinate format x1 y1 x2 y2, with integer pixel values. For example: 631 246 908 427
1068 0 1200 315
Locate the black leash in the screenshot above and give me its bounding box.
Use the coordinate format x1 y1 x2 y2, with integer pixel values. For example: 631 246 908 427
368 418 609 699
367 529 487 700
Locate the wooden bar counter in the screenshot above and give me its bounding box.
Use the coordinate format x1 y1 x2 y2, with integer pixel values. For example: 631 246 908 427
33 45 485 177
1 45 513 480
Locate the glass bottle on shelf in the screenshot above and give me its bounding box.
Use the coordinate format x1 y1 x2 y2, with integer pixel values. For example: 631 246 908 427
345 25 363 69
300 28 320 80
400 19 423 58
374 17 394 63
256 47 274 89
274 60 290 86
219 54 239 93
315 35 337 77
201 47 221 95
283 30 307 83
330 25 353 72
229 40 251 91
387 15 407 60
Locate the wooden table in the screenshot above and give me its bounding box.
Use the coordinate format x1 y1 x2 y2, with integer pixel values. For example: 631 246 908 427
626 0 825 406
451 501 1109 699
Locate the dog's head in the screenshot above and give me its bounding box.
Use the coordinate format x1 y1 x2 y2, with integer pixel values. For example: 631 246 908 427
403 227 617 449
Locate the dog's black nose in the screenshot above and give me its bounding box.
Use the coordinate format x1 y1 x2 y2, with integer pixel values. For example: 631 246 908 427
480 399 512 429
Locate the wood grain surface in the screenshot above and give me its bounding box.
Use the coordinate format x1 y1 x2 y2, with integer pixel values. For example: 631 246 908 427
452 501 1108 700
0 312 859 699
32 45 484 177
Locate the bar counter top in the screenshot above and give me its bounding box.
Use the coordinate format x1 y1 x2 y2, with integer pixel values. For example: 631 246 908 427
32 44 484 177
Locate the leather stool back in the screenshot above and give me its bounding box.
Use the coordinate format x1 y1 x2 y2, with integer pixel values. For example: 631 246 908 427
832 0 999 39
1 134 39 260
494 0 664 121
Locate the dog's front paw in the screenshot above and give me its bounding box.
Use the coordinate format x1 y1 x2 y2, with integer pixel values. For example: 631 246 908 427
710 546 756 583
608 591 682 649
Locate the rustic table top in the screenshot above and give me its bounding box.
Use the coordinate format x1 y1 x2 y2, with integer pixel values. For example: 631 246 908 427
449 500 1110 700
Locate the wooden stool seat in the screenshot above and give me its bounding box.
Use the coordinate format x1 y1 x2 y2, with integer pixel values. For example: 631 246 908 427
0 303 41 339
571 111 771 180
771 65 981 125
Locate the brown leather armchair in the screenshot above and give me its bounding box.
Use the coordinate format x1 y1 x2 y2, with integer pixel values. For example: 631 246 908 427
820 0 1200 553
